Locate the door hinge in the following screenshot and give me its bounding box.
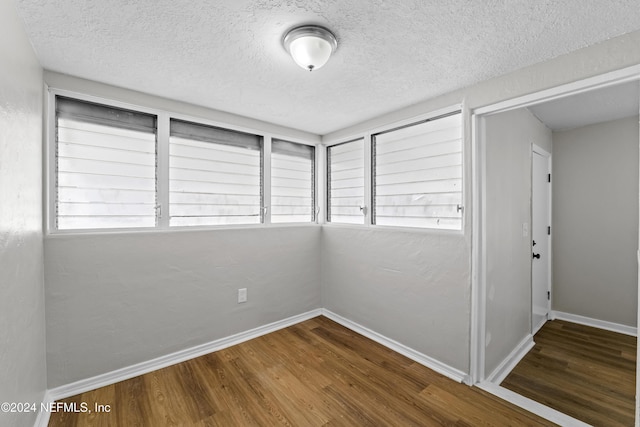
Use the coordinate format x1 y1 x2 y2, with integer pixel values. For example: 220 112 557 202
547 291 550 300
547 173 551 183
547 226 551 235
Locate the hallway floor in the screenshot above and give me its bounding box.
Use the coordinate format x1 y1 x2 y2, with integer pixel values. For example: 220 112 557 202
501 320 636 426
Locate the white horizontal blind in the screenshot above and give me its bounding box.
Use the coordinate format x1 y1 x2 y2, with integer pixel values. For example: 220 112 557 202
55 96 157 230
271 139 315 223
327 139 365 224
169 119 262 226
373 111 462 230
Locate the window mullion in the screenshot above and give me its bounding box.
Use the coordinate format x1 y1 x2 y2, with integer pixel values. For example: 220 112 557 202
312 144 318 223
364 132 373 226
157 113 170 228
47 89 57 233
263 135 272 225
316 145 330 224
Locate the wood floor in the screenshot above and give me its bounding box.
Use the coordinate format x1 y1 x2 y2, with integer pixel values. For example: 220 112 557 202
49 316 553 426
501 320 636 427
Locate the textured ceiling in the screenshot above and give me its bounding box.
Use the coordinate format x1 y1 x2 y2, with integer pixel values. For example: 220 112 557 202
529 81 640 131
13 0 640 135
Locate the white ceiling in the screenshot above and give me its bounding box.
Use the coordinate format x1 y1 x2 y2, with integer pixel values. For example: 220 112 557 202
13 0 640 135
529 81 640 131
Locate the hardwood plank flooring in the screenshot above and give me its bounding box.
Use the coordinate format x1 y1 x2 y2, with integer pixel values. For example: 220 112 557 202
501 320 636 427
49 316 553 426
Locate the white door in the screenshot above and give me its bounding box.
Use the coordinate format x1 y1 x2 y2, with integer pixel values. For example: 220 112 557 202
532 147 551 334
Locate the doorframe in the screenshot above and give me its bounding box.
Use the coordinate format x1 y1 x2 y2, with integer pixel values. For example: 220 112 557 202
469 63 640 425
531 144 552 335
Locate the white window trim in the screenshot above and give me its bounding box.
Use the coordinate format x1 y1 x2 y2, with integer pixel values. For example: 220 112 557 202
270 138 318 224
45 88 319 235
322 104 465 234
325 137 367 225
156 112 170 228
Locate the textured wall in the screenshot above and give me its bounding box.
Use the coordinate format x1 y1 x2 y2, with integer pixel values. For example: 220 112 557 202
42 28 640 390
322 226 470 372
0 1 46 426
45 227 321 387
323 29 640 380
43 73 322 388
553 116 639 326
483 109 552 376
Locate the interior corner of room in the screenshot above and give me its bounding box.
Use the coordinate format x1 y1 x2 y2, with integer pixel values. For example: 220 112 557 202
2 1 640 427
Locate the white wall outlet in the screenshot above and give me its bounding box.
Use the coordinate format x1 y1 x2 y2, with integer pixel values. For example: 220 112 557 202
238 288 247 303
522 222 529 237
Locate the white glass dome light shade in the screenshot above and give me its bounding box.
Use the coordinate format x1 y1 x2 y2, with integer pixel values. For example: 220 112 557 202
288 36 332 71
283 26 337 72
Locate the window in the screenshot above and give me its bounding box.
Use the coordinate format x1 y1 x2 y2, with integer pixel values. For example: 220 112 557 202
327 139 365 224
50 94 321 232
372 111 463 230
55 96 157 230
271 139 315 223
169 119 262 226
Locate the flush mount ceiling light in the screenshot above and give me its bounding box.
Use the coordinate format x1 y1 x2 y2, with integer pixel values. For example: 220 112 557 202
283 25 337 72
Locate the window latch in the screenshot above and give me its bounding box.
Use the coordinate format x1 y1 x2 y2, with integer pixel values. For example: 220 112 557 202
155 204 162 219
359 205 367 215
456 204 463 213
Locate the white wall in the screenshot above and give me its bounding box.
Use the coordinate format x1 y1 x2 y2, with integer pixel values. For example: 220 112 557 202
483 109 552 375
43 29 640 389
43 73 323 388
322 31 640 378
45 227 321 387
322 226 470 372
0 1 46 426
553 116 639 326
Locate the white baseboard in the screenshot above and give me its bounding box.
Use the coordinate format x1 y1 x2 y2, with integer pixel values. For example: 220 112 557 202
46 309 322 403
477 382 591 427
321 309 470 384
550 310 637 337
33 391 53 427
41 307 473 426
485 334 534 385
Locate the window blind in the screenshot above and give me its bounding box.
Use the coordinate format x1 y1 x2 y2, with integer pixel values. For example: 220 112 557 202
372 111 462 230
169 119 263 226
55 96 157 230
271 139 315 223
327 139 365 224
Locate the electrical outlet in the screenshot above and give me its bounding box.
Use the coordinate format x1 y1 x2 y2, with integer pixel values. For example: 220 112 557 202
238 288 247 303
522 222 529 237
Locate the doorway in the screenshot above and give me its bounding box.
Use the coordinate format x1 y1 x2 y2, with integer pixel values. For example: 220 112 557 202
471 66 640 426
531 146 551 335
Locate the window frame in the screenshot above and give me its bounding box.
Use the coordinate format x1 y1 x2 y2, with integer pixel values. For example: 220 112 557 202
46 88 319 235
326 138 366 225
53 95 160 231
168 118 265 228
323 104 465 233
270 138 317 224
